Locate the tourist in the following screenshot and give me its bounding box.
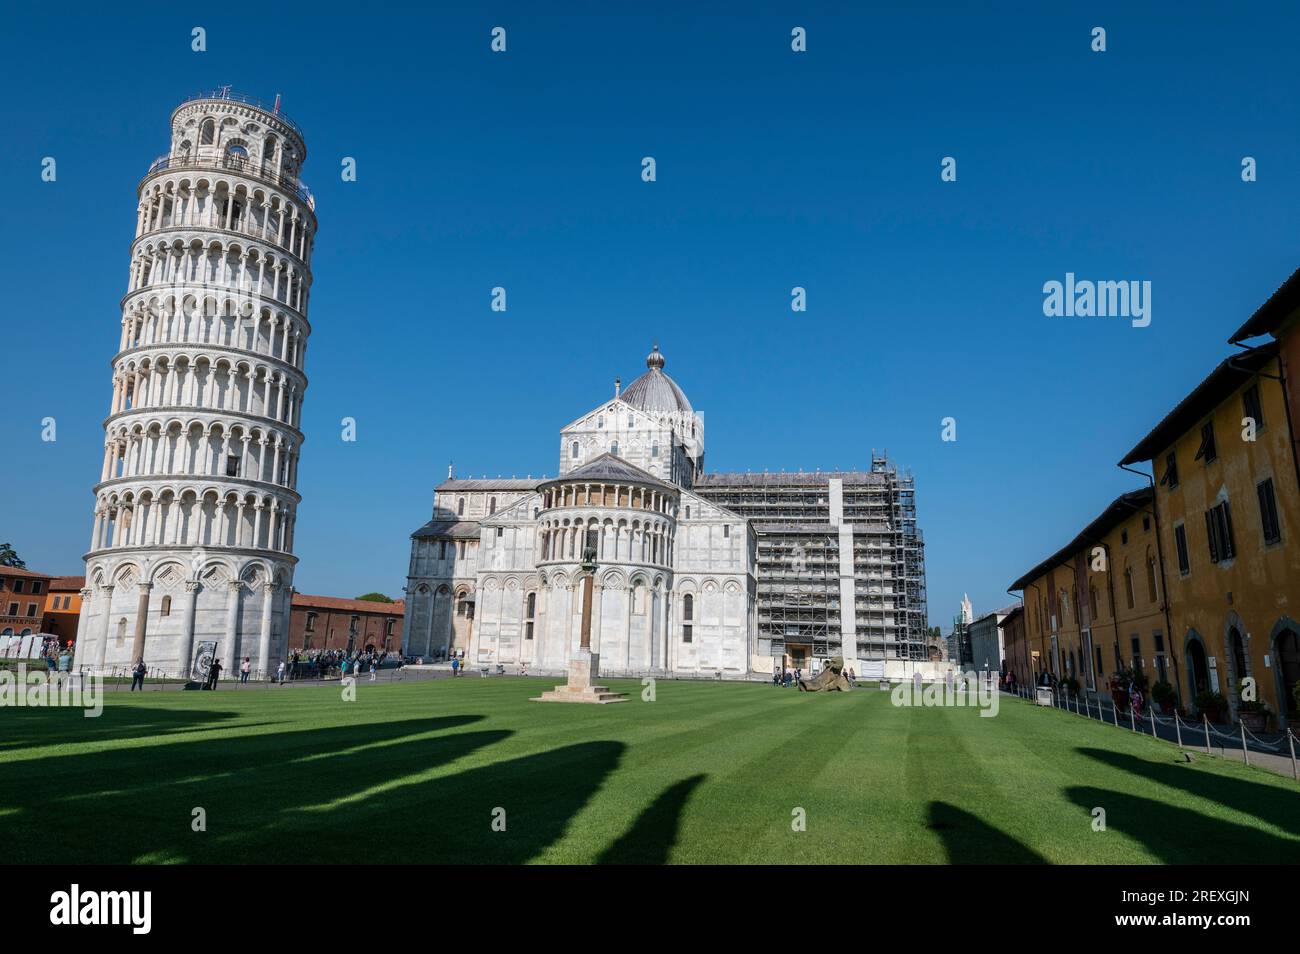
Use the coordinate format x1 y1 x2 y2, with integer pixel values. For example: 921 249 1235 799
452 657 460 677
369 659 378 682
130 659 147 691
847 667 857 687
1129 682 1144 718
772 670 780 687
207 658 223 689
277 660 286 685
240 657 251 684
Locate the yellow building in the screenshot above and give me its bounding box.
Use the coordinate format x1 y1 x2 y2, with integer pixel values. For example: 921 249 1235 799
1120 342 1300 725
1009 488 1171 698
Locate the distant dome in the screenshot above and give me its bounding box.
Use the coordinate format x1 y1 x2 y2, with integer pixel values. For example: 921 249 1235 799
621 345 692 414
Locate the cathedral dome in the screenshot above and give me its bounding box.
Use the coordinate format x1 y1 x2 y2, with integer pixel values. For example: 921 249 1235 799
621 345 693 414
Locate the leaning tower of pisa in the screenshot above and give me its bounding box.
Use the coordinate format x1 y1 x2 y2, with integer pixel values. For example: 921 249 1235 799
76 90 316 681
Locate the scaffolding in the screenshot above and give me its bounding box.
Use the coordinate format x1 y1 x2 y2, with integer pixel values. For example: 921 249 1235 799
695 454 929 664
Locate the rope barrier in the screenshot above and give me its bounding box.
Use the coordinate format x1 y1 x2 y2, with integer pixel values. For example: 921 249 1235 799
1014 684 1299 782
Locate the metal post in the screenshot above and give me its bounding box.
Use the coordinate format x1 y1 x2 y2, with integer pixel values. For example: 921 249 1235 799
1203 715 1211 755
1112 700 1119 728
1289 729 1298 782
1175 713 1183 749
1130 707 1136 732
1240 722 1250 767
1150 709 1158 740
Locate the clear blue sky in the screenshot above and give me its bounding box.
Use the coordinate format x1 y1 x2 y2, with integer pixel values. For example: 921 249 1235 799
2 3 1297 627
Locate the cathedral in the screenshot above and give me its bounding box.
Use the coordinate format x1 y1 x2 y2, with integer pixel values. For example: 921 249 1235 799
404 346 930 678
404 346 755 676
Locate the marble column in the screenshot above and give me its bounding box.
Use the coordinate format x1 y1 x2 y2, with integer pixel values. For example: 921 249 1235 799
72 588 94 672
222 580 242 674
94 585 114 671
177 581 200 679
130 582 152 665
256 582 276 678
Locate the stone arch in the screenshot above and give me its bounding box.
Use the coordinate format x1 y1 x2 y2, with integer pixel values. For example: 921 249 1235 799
1268 617 1300 723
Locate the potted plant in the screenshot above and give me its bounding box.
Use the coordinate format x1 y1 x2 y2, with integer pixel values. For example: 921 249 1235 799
1236 699 1269 733
1195 690 1227 724
1150 680 1176 715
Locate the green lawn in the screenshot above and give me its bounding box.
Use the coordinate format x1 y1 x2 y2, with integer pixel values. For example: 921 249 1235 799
2 678 1297 864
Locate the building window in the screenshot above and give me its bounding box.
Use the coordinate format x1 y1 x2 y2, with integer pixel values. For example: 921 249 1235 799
458 497 465 516
1242 383 1263 430
12 580 23 594
1146 556 1158 603
1174 523 1190 575
489 497 497 515
459 541 467 558
6 603 16 616
1195 421 1217 464
723 525 730 538
26 603 38 618
682 593 694 643
160 595 172 617
1258 477 1281 544
30 581 42 595
1089 585 1099 620
1205 499 1236 563
1123 568 1135 610
610 442 619 457
1120 529 1128 546
685 505 690 519
306 611 317 632
525 591 536 640
1142 515 1150 532
571 441 580 459
651 442 659 458
496 527 503 538
1131 635 1143 670
597 415 604 428
439 541 447 559
1160 451 1178 489
226 454 240 477
386 618 395 636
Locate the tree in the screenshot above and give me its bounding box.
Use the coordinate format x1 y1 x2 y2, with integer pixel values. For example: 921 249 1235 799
0 543 25 569
355 592 395 603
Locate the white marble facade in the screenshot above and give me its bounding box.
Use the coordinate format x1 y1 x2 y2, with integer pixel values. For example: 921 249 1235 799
78 91 315 678
406 347 757 676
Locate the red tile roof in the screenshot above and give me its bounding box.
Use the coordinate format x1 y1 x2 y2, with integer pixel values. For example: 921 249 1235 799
291 593 405 614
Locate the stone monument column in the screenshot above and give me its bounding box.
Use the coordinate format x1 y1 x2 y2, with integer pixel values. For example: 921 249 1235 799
534 538 627 704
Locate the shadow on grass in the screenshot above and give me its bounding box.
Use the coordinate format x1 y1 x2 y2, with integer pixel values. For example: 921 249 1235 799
1075 747 1300 838
927 801 1048 864
0 705 251 752
598 773 706 864
0 715 496 863
1064 786 1298 863
1 711 628 864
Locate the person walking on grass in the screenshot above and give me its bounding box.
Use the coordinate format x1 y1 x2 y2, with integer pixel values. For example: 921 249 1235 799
130 659 147 691
369 659 378 682
240 656 251 684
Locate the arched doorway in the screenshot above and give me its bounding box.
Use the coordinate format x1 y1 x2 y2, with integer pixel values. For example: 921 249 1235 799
1185 633 1210 702
1272 622 1300 723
